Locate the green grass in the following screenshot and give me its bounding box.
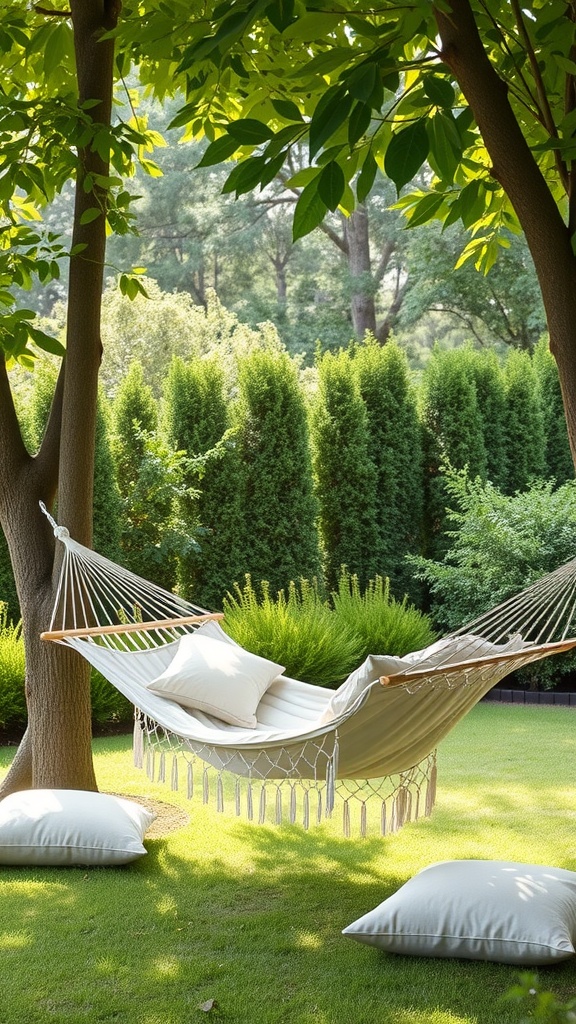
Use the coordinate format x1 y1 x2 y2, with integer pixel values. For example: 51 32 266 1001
1 703 575 1024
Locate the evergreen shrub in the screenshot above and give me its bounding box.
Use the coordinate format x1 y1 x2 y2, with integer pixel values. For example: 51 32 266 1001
222 571 436 688
223 576 362 687
235 348 321 594
312 348 379 590
331 569 437 663
353 339 424 601
503 348 545 493
163 355 245 609
90 670 133 726
411 469 576 689
0 609 26 729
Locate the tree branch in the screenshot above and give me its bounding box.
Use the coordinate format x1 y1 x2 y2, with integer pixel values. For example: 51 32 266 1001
509 0 568 192
35 357 65 502
433 0 575 339
0 360 29 501
373 239 396 286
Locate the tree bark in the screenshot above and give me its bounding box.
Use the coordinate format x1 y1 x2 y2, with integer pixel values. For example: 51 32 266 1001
434 0 576 469
0 0 118 795
344 205 378 338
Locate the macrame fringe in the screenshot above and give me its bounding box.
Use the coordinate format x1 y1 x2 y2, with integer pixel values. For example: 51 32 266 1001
136 726 437 838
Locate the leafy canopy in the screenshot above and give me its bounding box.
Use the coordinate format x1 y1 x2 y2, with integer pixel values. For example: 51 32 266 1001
2 0 574 358
120 0 576 264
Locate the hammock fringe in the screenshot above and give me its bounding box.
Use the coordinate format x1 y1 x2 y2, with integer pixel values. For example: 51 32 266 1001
136 715 437 837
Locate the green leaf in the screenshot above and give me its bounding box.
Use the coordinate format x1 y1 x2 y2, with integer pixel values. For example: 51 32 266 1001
221 155 267 195
348 101 372 147
427 112 460 182
345 62 378 103
79 207 102 225
423 75 456 109
384 119 429 193
405 191 445 228
356 150 378 202
259 150 287 188
227 118 274 144
29 329 65 357
317 161 345 211
293 178 328 241
195 135 239 167
266 0 297 33
309 88 353 159
271 98 303 122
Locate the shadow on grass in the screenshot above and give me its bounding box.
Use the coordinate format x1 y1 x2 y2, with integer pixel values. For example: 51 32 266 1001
0 810 575 1024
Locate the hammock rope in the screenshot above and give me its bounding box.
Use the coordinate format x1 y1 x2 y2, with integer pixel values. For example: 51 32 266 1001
38 503 576 835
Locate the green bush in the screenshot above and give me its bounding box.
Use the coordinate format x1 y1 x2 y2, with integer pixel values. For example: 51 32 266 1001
331 569 437 663
353 339 425 602
411 469 576 688
311 348 379 590
223 576 362 687
222 570 437 688
0 609 26 729
163 355 245 609
421 346 488 559
503 347 546 494
533 336 574 486
234 348 322 594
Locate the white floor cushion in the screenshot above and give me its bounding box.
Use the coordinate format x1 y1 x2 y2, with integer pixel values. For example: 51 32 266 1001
0 789 156 867
343 860 576 964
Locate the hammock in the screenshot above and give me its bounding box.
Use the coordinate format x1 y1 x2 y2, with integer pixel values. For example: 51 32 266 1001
39 504 576 835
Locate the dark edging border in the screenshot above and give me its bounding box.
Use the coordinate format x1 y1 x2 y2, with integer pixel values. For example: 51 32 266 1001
482 690 576 707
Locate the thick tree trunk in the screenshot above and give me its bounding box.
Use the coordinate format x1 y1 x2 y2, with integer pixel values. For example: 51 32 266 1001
435 0 576 470
0 0 117 796
344 205 378 338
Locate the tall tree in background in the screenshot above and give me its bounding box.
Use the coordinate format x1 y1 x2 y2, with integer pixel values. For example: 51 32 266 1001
312 349 379 590
353 339 424 600
234 348 322 593
133 0 576 468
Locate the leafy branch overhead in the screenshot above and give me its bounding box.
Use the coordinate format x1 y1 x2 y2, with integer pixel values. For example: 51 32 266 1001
115 0 576 262
2 0 576 359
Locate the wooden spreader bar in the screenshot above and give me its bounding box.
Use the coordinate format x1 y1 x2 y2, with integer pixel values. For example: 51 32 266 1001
380 637 576 687
40 611 224 642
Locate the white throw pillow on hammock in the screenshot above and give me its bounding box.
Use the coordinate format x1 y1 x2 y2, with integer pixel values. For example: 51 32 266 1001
319 632 528 725
343 859 576 964
146 633 285 727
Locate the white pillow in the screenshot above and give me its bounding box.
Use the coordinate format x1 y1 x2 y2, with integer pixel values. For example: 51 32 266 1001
319 633 528 725
319 654 406 725
0 789 156 867
342 859 576 964
146 633 285 727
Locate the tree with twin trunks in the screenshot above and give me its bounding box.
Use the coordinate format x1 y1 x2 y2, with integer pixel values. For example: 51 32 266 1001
2 0 576 795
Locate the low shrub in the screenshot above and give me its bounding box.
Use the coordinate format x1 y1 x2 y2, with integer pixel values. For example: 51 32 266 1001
0 607 132 731
222 572 436 688
411 470 576 689
0 608 26 729
223 576 362 687
331 569 437 662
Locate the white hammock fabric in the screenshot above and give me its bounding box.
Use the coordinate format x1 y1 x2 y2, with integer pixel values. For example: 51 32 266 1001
39 505 576 835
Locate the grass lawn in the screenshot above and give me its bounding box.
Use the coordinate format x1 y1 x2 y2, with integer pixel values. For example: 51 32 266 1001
0 702 575 1024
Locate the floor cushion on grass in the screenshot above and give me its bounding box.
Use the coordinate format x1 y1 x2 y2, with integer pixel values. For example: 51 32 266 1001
0 789 156 867
342 859 576 964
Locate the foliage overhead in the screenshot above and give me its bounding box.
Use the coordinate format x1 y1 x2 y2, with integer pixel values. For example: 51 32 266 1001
3 1 575 363
119 0 576 264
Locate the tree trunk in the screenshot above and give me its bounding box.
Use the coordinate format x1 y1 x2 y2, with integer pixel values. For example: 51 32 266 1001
0 0 118 796
344 205 378 338
434 0 576 471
